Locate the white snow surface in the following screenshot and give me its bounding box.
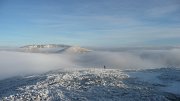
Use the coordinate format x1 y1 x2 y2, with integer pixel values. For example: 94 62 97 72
126 68 180 95
0 68 180 101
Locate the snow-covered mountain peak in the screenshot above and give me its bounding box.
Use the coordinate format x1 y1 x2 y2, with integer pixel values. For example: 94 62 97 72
63 46 92 54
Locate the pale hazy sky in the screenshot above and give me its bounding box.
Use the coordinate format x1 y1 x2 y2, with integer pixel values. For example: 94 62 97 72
0 0 180 47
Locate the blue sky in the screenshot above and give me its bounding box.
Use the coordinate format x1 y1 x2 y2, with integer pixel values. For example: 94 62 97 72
0 0 180 47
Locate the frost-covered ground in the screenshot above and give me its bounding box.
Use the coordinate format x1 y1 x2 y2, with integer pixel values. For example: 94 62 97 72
0 68 180 101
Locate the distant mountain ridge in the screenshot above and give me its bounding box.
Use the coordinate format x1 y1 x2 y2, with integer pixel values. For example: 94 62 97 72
21 44 70 49
57 46 92 54
20 44 92 54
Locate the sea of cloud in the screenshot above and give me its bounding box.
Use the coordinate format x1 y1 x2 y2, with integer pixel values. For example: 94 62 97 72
0 47 180 80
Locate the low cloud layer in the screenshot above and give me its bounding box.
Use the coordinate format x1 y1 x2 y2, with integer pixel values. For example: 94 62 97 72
0 51 74 80
0 48 180 80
